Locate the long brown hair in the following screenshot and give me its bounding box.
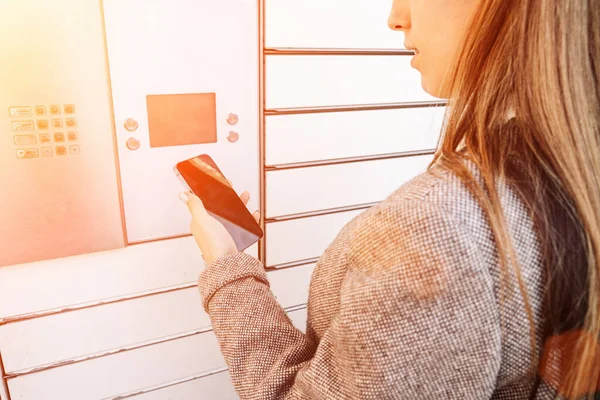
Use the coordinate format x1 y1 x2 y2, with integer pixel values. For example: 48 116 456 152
430 0 600 398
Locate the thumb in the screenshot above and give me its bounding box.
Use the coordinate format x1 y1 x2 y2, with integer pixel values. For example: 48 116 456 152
179 191 208 220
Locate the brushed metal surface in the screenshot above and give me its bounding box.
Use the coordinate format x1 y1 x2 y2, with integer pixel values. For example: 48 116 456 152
0 0 125 267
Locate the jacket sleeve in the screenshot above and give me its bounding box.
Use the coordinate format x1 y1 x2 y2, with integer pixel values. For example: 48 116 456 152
198 199 502 399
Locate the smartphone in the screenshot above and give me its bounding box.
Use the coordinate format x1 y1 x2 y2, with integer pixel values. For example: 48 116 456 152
174 154 263 251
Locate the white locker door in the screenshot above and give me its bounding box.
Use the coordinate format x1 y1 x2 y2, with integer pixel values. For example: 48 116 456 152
265 107 445 165
266 56 436 109
103 0 260 244
265 0 402 48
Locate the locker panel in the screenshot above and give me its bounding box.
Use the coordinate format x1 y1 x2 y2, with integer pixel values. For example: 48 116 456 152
6 309 308 400
0 236 236 318
266 155 433 218
266 56 436 109
127 309 308 400
7 333 226 400
288 307 308 334
266 209 366 267
133 370 239 400
0 261 309 373
268 263 316 307
0 289 208 373
265 0 402 48
266 107 445 165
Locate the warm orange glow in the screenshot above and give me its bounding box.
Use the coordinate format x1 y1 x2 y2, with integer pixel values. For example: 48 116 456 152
539 330 600 398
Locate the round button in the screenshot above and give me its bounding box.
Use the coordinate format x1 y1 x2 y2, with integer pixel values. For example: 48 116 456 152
227 131 240 143
226 113 239 125
126 137 140 150
124 118 139 132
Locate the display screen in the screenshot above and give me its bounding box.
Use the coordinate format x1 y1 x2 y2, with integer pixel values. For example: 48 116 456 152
147 93 217 148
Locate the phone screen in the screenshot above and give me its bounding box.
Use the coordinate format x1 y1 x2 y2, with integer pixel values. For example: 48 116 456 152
175 154 263 251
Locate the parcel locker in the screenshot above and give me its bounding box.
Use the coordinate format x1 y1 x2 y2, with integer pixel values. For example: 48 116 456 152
0 0 440 271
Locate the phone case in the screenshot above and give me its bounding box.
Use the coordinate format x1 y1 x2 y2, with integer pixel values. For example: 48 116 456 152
174 154 263 252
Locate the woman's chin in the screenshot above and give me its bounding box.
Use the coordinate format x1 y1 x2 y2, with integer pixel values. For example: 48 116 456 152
420 76 450 100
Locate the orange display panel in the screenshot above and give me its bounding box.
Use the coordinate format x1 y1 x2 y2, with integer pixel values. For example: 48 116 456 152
146 93 217 148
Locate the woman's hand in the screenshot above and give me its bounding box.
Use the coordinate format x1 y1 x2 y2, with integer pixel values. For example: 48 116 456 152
179 190 260 265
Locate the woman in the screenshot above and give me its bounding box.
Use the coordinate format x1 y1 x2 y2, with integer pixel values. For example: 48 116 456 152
179 0 600 398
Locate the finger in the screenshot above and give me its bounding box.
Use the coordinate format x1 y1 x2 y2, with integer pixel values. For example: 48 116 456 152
178 192 189 203
240 190 250 206
252 210 260 223
179 191 208 220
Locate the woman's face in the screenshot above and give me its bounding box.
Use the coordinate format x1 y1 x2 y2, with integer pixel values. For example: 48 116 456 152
388 0 481 98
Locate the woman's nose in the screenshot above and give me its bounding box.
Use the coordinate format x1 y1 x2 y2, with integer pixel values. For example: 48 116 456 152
388 0 411 31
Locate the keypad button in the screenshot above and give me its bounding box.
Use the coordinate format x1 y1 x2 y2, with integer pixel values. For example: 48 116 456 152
69 145 81 155
9 107 32 117
39 133 52 144
55 145 67 156
53 132 65 142
64 104 75 114
41 147 53 157
52 119 63 129
49 105 61 115
36 119 49 130
67 131 79 141
34 106 47 116
12 120 34 132
14 134 37 146
16 148 39 159
65 118 77 128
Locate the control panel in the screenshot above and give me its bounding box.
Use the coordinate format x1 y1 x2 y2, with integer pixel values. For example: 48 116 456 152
9 104 81 159
103 0 260 244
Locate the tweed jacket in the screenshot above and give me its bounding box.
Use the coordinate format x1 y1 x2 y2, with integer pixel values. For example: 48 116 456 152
198 160 557 399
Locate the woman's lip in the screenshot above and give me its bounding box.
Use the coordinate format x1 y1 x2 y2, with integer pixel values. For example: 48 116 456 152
410 52 419 67
405 44 419 54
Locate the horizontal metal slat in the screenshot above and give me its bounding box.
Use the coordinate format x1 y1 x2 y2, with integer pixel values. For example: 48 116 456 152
265 47 414 56
265 149 436 172
265 202 378 223
266 257 321 271
265 100 447 116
